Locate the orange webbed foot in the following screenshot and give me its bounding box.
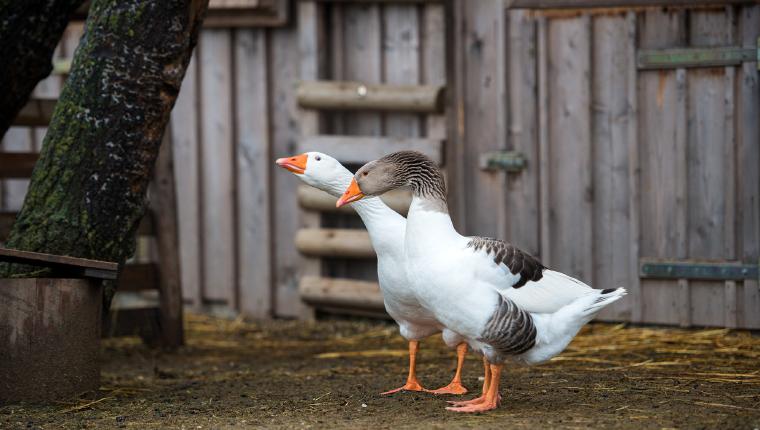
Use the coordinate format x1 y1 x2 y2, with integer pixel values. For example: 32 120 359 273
380 380 429 395
429 381 468 395
445 399 499 413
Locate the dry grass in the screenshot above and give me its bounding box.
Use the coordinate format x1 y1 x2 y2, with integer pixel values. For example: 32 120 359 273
1 314 759 429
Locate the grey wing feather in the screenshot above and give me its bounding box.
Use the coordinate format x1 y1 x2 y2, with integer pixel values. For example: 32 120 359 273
467 237 546 288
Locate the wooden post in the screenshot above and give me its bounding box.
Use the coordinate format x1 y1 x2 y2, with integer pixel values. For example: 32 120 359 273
152 129 184 348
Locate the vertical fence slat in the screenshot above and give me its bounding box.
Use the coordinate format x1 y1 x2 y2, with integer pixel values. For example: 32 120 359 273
171 53 202 309
271 20 305 318
343 3 382 136
547 15 593 281
687 10 730 327
383 4 421 138
235 29 271 318
199 29 235 305
737 4 760 329
592 13 636 320
505 10 539 257
637 9 687 325
422 3 446 140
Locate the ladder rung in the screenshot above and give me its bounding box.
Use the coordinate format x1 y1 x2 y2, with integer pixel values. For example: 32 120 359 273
13 99 57 127
299 275 384 311
295 228 375 258
297 80 444 113
298 134 444 165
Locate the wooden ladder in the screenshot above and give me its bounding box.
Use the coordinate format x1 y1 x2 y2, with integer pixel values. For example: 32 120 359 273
294 0 446 318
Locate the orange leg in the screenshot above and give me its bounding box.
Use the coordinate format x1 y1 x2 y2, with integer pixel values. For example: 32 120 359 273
448 356 490 406
381 340 429 395
446 363 502 413
429 342 469 395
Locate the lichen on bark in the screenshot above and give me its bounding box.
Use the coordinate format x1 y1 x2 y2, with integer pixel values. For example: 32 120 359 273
0 0 209 286
0 0 85 138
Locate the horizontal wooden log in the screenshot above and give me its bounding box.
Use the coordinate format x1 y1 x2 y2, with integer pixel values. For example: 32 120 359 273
0 152 39 178
295 228 375 258
297 185 411 215
508 0 754 8
297 81 444 113
118 263 160 292
298 135 444 165
299 275 384 310
12 98 57 126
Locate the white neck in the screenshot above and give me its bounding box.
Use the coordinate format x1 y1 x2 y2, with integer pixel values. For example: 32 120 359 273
405 195 460 248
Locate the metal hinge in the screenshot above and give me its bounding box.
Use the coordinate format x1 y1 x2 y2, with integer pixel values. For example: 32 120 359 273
640 258 760 281
637 36 760 70
479 151 527 173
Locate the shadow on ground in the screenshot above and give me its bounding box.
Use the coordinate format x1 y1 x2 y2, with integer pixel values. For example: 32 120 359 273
2 313 759 429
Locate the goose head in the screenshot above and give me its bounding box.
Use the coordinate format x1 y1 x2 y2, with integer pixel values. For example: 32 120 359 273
275 152 353 196
337 151 442 207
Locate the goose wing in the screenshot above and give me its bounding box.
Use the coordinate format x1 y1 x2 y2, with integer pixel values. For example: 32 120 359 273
465 237 593 314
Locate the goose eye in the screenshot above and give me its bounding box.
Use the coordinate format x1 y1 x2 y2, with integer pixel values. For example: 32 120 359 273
362 171 368 176
314 155 321 161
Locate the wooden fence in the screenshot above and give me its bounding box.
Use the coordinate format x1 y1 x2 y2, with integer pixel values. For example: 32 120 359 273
2 1 758 328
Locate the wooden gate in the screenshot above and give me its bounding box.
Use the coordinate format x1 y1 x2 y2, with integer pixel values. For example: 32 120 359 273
448 1 760 329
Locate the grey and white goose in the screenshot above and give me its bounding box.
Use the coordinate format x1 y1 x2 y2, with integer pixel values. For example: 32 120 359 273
337 150 626 413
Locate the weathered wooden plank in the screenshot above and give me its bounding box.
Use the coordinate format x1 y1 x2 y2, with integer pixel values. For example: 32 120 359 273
297 185 411 215
295 228 374 258
297 81 443 113
444 0 466 229
637 9 687 326
151 129 184 347
508 0 755 9
199 29 236 305
170 52 202 309
298 135 443 164
342 3 382 136
383 4 422 137
537 17 550 265
460 0 508 239
118 263 160 292
505 10 540 258
547 15 593 281
294 0 327 319
271 22 304 318
11 99 56 127
737 5 760 329
0 247 118 279
299 275 384 311
422 3 446 140
686 10 730 327
235 29 272 318
592 14 636 321
0 152 38 178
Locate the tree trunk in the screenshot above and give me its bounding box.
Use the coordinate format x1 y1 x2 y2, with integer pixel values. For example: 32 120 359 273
0 0 85 139
1 0 209 279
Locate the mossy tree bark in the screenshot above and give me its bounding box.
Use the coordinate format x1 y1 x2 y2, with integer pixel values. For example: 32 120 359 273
1 0 209 282
0 0 85 139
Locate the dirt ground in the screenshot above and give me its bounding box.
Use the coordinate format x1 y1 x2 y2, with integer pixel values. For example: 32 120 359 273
2 314 759 430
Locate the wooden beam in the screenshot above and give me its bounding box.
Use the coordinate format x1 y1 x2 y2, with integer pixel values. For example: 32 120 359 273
299 275 384 310
298 135 444 165
297 185 411 215
0 247 119 280
118 263 160 292
508 0 754 8
0 153 38 178
297 81 444 113
12 99 56 127
295 228 375 258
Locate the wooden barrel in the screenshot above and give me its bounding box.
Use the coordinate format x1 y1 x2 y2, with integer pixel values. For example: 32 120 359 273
0 278 102 403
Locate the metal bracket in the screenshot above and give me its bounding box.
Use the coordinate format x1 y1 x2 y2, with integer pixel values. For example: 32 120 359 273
638 37 760 70
479 151 527 173
640 259 759 281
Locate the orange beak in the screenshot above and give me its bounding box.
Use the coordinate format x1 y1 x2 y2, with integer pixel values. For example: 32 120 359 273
275 153 308 174
336 178 365 208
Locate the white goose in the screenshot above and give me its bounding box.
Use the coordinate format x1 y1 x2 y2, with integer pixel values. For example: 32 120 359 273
337 151 627 413
276 152 470 395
